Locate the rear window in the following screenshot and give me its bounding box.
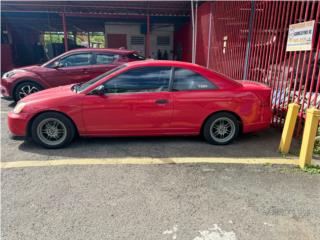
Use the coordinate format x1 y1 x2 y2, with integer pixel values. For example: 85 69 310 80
126 53 145 60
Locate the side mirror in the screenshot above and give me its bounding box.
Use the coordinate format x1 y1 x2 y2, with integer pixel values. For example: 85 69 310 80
90 85 105 96
53 61 63 69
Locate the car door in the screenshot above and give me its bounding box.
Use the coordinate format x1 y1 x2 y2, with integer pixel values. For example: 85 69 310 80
81 66 174 135
46 52 94 86
85 52 121 79
171 68 219 131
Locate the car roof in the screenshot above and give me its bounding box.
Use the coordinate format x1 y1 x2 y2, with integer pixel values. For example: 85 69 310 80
124 60 243 88
125 60 228 77
67 48 136 55
125 60 203 68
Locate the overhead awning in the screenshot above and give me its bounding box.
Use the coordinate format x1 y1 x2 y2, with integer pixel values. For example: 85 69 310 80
1 1 191 32
1 1 191 16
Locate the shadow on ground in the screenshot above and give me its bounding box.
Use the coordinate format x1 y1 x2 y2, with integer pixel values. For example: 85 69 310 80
1 97 283 161
1 97 15 108
13 128 282 160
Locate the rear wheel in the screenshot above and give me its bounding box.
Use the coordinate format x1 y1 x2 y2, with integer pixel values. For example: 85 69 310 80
31 112 75 149
14 81 43 101
203 112 240 145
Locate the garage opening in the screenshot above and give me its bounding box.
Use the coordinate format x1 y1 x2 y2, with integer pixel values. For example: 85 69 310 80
1 1 190 72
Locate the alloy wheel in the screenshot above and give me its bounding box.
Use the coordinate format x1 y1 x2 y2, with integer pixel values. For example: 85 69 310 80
37 118 67 146
209 117 236 144
18 84 39 99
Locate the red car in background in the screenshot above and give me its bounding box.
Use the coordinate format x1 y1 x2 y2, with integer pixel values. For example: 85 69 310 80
8 60 271 149
1 48 145 101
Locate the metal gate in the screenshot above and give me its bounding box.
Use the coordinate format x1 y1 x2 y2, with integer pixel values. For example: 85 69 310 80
195 1 320 130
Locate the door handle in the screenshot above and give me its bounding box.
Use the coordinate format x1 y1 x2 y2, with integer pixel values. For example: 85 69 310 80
155 99 169 104
82 69 89 74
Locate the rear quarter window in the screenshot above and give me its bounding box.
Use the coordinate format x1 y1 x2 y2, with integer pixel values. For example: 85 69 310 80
95 53 119 65
173 68 217 91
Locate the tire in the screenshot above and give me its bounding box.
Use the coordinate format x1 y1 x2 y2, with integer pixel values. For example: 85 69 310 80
13 81 43 102
203 112 240 145
31 112 75 149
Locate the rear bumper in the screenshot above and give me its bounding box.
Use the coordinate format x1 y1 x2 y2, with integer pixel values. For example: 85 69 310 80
243 121 270 133
7 112 30 137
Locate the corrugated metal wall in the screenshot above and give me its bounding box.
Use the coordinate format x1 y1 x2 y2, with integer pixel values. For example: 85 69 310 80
193 1 319 129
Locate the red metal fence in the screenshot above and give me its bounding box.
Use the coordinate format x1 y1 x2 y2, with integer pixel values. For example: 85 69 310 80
184 1 320 130
202 1 251 81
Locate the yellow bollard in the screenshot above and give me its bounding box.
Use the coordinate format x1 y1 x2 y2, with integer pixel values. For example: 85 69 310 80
299 108 320 168
279 103 300 154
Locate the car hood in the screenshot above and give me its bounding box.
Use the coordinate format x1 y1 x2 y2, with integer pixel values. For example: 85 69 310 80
17 65 49 74
22 84 76 103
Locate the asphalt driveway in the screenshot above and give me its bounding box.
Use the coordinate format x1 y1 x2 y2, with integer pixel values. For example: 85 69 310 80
1 97 319 240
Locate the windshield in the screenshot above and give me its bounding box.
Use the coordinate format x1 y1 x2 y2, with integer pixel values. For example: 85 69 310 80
41 55 61 68
75 65 127 92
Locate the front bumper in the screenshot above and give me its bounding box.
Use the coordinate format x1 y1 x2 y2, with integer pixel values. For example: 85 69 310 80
1 78 12 97
7 112 30 137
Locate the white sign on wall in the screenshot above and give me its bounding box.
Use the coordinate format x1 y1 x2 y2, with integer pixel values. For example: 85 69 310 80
286 20 315 52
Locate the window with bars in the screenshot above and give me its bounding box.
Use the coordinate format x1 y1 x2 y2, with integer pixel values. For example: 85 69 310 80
130 36 145 45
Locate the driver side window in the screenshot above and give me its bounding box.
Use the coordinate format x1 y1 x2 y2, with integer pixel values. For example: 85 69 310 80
103 67 171 94
59 53 93 67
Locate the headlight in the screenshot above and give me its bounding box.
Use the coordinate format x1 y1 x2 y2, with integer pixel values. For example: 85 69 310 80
2 69 25 78
3 70 16 78
13 102 26 114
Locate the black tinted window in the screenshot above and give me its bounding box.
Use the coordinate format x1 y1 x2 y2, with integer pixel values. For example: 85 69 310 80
59 53 92 67
104 67 171 93
173 68 216 91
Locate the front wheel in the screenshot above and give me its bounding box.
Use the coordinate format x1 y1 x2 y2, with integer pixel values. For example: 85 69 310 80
31 112 75 149
203 112 240 145
14 81 43 101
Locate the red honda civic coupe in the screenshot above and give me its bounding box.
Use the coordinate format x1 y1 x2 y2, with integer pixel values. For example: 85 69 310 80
1 48 144 101
8 60 272 149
